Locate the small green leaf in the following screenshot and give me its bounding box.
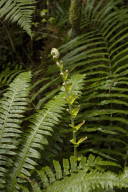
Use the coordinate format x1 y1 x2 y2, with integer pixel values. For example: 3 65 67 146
76 137 87 146
70 105 80 118
66 94 78 105
41 18 47 23
63 70 69 81
64 82 72 92
70 139 76 145
40 9 48 17
70 120 85 131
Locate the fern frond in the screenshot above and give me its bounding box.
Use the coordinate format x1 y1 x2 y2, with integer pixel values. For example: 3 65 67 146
9 92 66 191
0 71 31 190
0 65 22 90
36 155 126 192
8 73 85 191
0 0 36 35
59 0 128 161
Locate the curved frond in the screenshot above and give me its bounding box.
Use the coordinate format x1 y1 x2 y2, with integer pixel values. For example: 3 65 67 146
0 0 36 35
9 92 66 191
0 72 31 190
35 155 127 192
8 73 85 191
60 0 128 161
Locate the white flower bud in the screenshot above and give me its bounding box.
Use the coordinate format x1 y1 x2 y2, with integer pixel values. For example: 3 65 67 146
56 61 60 67
60 72 63 76
51 48 60 59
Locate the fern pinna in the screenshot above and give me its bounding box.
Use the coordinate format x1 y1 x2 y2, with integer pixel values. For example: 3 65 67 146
59 0 128 162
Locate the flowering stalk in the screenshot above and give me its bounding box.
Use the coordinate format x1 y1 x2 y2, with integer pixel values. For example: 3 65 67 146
51 48 87 159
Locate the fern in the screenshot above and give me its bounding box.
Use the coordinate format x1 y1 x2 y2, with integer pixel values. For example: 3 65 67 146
0 65 22 84
59 0 128 162
42 73 85 162
34 155 128 192
0 0 36 35
0 66 23 97
8 92 66 191
50 0 69 28
7 73 85 191
0 71 31 190
2 1 128 190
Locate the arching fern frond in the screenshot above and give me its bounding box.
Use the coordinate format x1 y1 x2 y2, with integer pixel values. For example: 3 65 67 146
8 73 85 191
59 0 128 162
0 0 36 35
0 71 31 190
9 92 66 191
35 155 127 192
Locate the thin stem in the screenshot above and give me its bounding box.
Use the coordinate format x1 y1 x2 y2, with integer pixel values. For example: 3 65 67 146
69 105 78 159
52 53 79 160
73 130 77 158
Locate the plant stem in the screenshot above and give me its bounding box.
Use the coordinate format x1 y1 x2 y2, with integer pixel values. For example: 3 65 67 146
73 130 77 158
51 49 79 159
69 105 78 159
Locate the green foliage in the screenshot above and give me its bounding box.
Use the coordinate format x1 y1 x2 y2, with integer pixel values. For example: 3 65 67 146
9 92 66 191
32 155 127 192
51 47 87 159
51 0 69 28
69 0 82 37
59 0 128 162
0 67 86 191
0 65 22 96
0 71 31 190
0 0 36 35
1 0 128 192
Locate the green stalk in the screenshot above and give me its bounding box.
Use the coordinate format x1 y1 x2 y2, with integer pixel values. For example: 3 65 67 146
69 105 77 158
51 48 86 160
73 130 77 158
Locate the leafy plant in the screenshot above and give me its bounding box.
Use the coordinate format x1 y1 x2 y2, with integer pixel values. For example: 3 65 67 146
0 60 86 191
58 0 128 163
32 155 128 192
0 71 31 190
1 0 128 191
0 0 36 35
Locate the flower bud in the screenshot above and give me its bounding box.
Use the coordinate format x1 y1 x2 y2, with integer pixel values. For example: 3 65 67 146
56 61 60 67
60 72 63 76
51 48 60 59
